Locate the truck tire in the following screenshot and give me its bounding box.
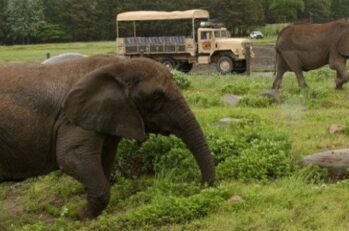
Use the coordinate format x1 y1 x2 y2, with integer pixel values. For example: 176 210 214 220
216 56 233 75
160 57 177 70
232 60 247 74
178 62 193 73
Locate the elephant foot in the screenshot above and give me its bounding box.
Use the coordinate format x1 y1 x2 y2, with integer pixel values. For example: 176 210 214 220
77 207 96 221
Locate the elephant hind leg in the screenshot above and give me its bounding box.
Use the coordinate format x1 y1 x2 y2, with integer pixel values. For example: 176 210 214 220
272 53 287 89
56 123 110 219
335 61 348 89
329 55 348 89
272 69 286 89
295 70 308 88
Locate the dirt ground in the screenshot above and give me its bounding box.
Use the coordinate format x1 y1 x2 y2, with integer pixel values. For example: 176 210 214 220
191 45 275 74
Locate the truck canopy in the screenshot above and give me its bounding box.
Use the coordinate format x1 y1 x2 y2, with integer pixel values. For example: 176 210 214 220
117 9 209 21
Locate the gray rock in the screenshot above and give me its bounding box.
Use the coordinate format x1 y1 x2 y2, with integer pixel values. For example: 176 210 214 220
328 124 344 134
261 89 281 103
212 117 243 127
221 95 242 106
300 149 349 179
41 53 87 64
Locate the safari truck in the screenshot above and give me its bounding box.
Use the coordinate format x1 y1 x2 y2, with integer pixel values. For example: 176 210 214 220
116 9 253 74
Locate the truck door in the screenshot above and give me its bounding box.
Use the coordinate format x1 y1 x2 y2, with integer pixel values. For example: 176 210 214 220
198 31 213 54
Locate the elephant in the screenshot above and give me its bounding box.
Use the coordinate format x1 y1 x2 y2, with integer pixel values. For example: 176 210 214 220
0 55 215 219
272 19 349 89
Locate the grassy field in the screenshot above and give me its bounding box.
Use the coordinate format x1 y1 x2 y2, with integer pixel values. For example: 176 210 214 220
1 43 349 230
0 41 116 63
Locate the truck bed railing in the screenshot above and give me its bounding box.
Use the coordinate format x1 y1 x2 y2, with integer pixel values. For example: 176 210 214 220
123 36 187 54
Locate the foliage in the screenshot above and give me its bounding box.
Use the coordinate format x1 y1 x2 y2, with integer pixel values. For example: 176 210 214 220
297 165 329 184
171 70 191 90
5 0 45 44
185 92 222 108
0 0 347 44
238 95 274 108
221 83 250 95
269 0 305 22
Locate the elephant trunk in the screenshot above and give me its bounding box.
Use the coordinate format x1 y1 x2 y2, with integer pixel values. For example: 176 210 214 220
168 99 215 186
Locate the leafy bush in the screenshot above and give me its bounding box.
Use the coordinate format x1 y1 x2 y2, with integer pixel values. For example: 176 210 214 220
171 70 191 90
119 188 230 228
113 115 294 183
113 135 185 181
297 165 328 184
221 83 250 95
239 95 273 107
186 92 222 108
217 135 293 181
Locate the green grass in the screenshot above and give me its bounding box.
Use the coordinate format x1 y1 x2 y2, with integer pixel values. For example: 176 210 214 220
2 43 349 230
0 41 116 63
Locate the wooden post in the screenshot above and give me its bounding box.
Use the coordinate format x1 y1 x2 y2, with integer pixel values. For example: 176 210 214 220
246 46 251 76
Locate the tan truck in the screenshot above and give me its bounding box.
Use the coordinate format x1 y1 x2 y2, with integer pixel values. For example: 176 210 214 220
116 9 253 74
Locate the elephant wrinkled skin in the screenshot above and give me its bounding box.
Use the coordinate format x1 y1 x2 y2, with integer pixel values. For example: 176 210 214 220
272 19 349 89
0 55 215 219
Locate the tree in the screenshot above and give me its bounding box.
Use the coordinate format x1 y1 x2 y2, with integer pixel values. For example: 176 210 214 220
6 0 45 44
269 0 305 22
210 0 265 35
303 0 331 22
0 0 8 43
331 0 349 19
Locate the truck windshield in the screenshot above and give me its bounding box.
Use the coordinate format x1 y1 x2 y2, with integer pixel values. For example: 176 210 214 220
214 30 228 38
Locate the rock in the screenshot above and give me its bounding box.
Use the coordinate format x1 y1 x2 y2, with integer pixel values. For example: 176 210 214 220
41 53 87 64
300 149 349 180
261 89 281 103
221 95 242 106
211 117 243 127
329 124 344 134
228 195 244 204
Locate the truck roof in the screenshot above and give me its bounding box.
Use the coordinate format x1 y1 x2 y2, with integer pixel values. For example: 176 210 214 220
116 9 209 21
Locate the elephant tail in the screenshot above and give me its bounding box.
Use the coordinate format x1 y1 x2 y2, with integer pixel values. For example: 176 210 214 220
273 48 278 77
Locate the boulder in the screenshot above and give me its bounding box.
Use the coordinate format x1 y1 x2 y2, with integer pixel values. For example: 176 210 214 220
261 89 281 103
211 117 243 127
41 53 87 64
300 149 349 179
221 95 242 106
328 124 344 134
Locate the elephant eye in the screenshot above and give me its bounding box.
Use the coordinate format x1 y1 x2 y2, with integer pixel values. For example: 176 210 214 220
149 90 166 112
152 90 165 100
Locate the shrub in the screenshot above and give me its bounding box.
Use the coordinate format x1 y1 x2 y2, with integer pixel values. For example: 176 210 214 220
217 132 293 181
113 117 294 183
185 92 222 108
119 188 230 228
171 70 191 90
297 165 328 184
238 95 273 108
221 83 250 95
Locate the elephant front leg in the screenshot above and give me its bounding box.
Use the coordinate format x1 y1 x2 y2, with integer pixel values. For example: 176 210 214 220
330 56 348 89
56 123 110 219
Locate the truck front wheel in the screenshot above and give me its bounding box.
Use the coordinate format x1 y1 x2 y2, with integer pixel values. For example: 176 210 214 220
216 56 233 75
160 57 177 70
178 62 193 73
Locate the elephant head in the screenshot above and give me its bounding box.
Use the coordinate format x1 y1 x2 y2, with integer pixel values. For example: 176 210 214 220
63 58 215 186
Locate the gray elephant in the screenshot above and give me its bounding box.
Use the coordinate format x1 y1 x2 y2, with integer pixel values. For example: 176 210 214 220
272 19 349 89
0 55 215 219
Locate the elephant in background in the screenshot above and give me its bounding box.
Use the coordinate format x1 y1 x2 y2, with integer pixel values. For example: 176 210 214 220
272 19 349 89
0 55 215 219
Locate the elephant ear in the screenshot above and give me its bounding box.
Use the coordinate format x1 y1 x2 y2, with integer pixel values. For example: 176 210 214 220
337 30 349 57
63 66 146 141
